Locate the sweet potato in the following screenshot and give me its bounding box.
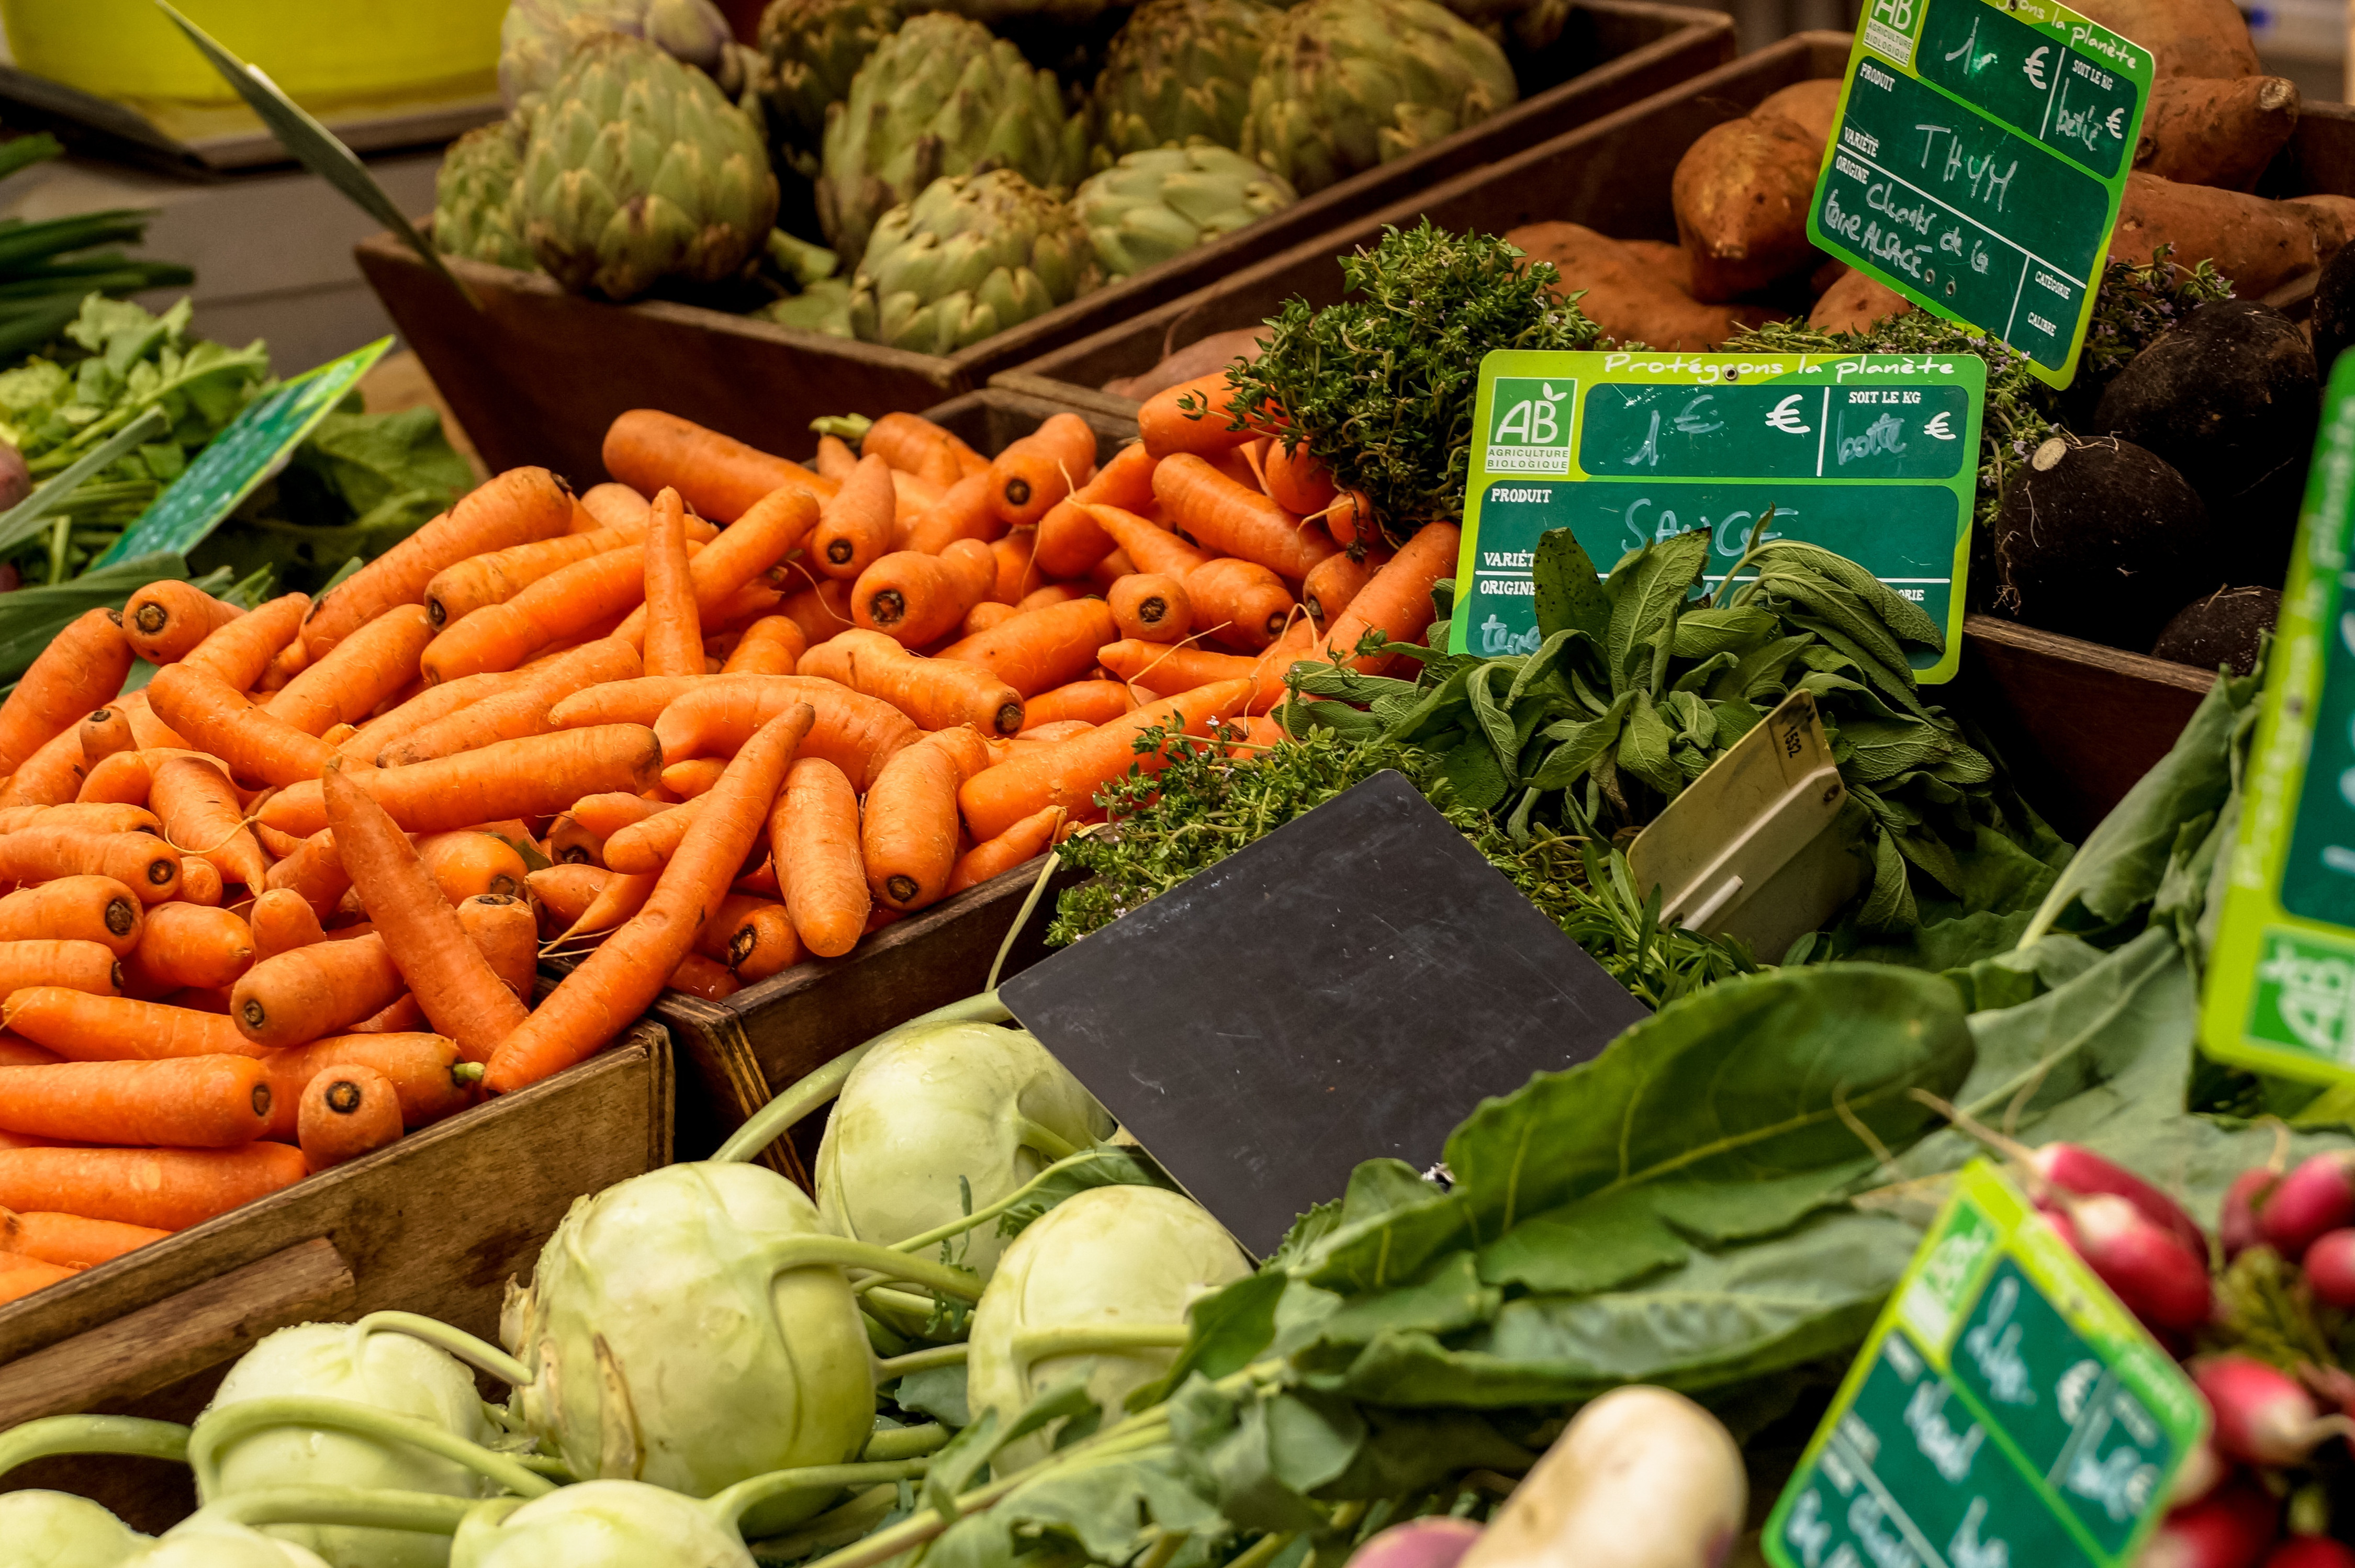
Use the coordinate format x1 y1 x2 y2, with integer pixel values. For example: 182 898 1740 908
2109 172 2316 296
2071 0 2258 79
1673 109 1826 301
2134 75 2298 190
1510 223 1777 349
1619 240 1692 292
1809 267 1914 333
2289 194 2355 265
1755 78 1840 145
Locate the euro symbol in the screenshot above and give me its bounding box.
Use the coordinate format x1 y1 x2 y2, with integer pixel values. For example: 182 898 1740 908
1765 394 1812 436
1924 411 1957 440
2023 46 2049 88
2105 107 2124 138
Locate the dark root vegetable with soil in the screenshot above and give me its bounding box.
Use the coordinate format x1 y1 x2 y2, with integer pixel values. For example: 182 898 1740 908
2152 585 2278 675
1989 434 2214 652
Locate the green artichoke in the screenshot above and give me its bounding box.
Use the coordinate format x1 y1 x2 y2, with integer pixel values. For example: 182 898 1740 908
848 170 1101 353
1092 0 1281 159
1073 142 1296 276
434 118 537 271
499 0 735 107
1241 0 1517 196
521 32 781 301
754 0 902 178
759 276 857 335
816 13 1090 261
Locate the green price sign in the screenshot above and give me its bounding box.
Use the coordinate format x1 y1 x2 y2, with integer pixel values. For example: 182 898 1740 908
2204 354 2355 1080
1808 0 2151 386
1453 348 1984 682
1764 1161 2206 1568
97 336 391 569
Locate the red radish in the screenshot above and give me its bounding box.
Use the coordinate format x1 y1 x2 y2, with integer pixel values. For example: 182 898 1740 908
2062 1192 2213 1336
2224 1168 2280 1259
2266 1542 2355 1568
2143 1482 2279 1568
1347 1518 1483 1568
2169 1438 2229 1509
2260 1152 2355 1262
2032 1143 2206 1256
2304 1229 2355 1309
2194 1356 2351 1468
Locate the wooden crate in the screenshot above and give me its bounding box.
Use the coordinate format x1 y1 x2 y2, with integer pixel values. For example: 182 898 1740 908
0 1018 672 1531
352 0 1732 482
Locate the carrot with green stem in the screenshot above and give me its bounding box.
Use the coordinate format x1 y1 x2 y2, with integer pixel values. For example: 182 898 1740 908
260 724 664 838
127 905 252 992
1316 521 1460 673
0 877 141 957
0 1210 169 1267
958 678 1252 841
0 1144 307 1229
800 628 1027 736
0 608 133 781
232 931 407 1050
124 582 243 665
602 409 834 522
488 703 814 1093
150 754 268 894
776 754 867 956
381 638 639 765
265 604 435 738
932 597 1117 698
257 1033 477 1138
1021 680 1134 729
1035 441 1157 577
853 541 996 647
638 487 705 680
324 758 534 1065
1154 454 1334 581
304 467 576 659
3 989 257 1061
148 663 334 789
0 829 180 903
1185 558 1295 651
78 707 133 766
0 1055 272 1147
813 454 898 580
947 804 1066 893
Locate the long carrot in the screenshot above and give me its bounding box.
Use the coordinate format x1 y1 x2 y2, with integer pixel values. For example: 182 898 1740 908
232 930 406 1050
0 1144 305 1229
127 904 252 992
1084 502 1214 580
1139 373 1260 459
0 830 180 904
579 482 651 533
947 804 1065 893
775 754 868 957
721 615 808 676
1186 558 1296 651
862 732 978 913
959 678 1252 841
654 675 914 793
545 674 702 732
526 864 621 931
456 894 537 1003
248 888 325 962
800 628 1026 736
0 608 132 780
150 754 268 894
424 526 632 630
600 797 705 875
124 581 242 665
894 471 999 555
0 939 119 1000
778 576 855 647
265 604 435 737
852 541 997 648
602 410 834 522
0 1209 169 1267
0 1037 58 1069
259 1033 476 1138
0 800 158 835
262 830 350 922
933 597 1117 698
0 1055 272 1147
338 670 513 762
77 749 150 807
0 726 87 807
989 413 1097 529
148 662 334 788
638 487 705 680
1035 441 1158 578
296 1063 403 1171
183 593 307 692
3 989 257 1061
1154 454 1334 581
0 877 141 957
488 704 812 1093
1316 521 1461 674
1022 680 1135 729
421 543 654 684
380 638 640 765
813 454 898 580
304 467 575 659
260 724 664 838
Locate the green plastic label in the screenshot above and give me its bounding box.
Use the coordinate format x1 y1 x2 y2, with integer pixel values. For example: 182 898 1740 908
1764 1161 2206 1568
97 336 391 569
1453 349 1984 682
2204 353 2355 1081
1808 0 2152 386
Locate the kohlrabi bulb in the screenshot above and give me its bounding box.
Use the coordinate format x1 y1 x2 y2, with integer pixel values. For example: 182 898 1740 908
448 1482 752 1568
967 1186 1249 1474
124 1521 333 1568
502 1164 872 1533
201 1324 499 1568
0 1490 149 1567
815 1022 1113 1281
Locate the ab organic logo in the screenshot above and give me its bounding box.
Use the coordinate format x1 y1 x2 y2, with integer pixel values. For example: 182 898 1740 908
2251 931 2355 1062
1487 378 1575 476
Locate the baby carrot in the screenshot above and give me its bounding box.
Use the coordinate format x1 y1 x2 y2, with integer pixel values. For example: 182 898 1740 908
1303 547 1387 626
381 638 640 765
1155 454 1334 581
1186 558 1296 651
259 724 665 838
233 932 406 1050
248 888 326 962
78 707 133 766
1035 441 1159 578
1317 521 1461 674
1022 680 1135 729
148 662 334 788
602 409 834 523
0 1055 272 1147
488 704 813 1093
959 678 1252 841
640 487 705 680
0 877 141 958
124 581 243 665
932 597 1117 698
667 953 740 1000
653 676 915 792
947 804 1065 893
0 1210 169 1267
184 592 307 691
800 628 1027 736
777 755 868 957
456 894 537 1003
3 989 257 1061
298 1063 403 1172
0 1143 306 1229
813 454 898 580
1109 572 1192 643
722 615 809 676
150 754 268 895
0 608 132 780
989 413 1097 529
77 749 150 807
265 603 435 737
1138 373 1259 459
0 830 179 903
853 540 996 648
127 904 253 992
861 733 976 913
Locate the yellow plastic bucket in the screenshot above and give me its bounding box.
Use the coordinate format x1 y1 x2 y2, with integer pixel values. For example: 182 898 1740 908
2 0 504 111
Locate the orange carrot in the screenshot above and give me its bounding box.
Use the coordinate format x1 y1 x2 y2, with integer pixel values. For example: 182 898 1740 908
946 804 1065 893
265 604 435 737
262 830 350 922
148 662 334 788
0 940 120 1001
127 904 252 992
325 760 532 1065
456 894 537 1003
381 638 640 765
1155 454 1334 581
0 608 132 779
959 678 1252 841
639 487 705 680
260 725 664 838
720 615 808 676
78 707 133 766
1110 573 1192 642
296 1063 402 1171
603 409 834 522
579 482 651 533
1324 489 1373 549
1089 547 1136 594
864 411 985 483
528 864 632 932
778 574 856 647
932 597 1117 698
176 857 224 908
985 413 1095 531
662 758 728 798
813 454 898 581
799 628 1026 736
815 432 858 483
0 800 159 836
232 931 406 1050
183 593 307 692
653 675 915 792
248 887 326 962
254 636 308 693
1186 558 1296 651
618 483 820 649
600 798 705 875
0 1055 271 1146
304 467 575 659
545 674 702 731
0 830 180 904
1263 441 1338 516
1022 680 1135 729
963 602 1017 637
0 1209 169 1267
546 810 603 865
893 471 998 555
862 731 985 913
3 988 257 1061
985 531 1046 608
1303 547 1387 626
853 540 996 648
124 581 243 665
76 748 150 806
1007 720 1095 751
420 544 654 684
776 755 868 957
1317 521 1461 674
150 754 268 894
0 877 141 957
338 670 515 762
1035 441 1158 578
1096 638 1295 713
1085 502 1214 579
1139 373 1260 458
694 893 798 980
415 830 529 903
0 1143 304 1229
259 1033 475 1139
488 704 812 1093
422 526 633 630
322 989 422 1033
570 792 667 840
0 726 87 807
666 953 740 1000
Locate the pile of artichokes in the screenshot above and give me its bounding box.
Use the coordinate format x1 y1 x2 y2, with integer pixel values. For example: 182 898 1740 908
432 0 1520 346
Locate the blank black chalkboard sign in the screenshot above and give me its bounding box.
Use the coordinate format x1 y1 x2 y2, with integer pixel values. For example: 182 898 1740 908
999 770 1650 1258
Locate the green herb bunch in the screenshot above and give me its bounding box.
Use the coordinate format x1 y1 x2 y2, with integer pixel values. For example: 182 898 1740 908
1221 221 1599 542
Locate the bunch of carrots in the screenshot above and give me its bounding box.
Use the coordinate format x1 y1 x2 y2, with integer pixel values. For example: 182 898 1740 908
0 375 1451 1308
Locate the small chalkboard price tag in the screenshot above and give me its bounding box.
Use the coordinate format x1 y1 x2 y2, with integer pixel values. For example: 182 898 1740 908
2205 353 2355 1089
1764 1161 2205 1568
1454 349 1983 681
97 335 392 569
1808 0 2151 386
